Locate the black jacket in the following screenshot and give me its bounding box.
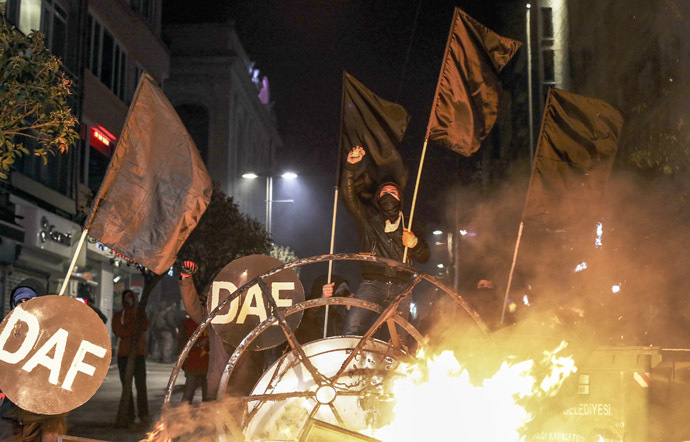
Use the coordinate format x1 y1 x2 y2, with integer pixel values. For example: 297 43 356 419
341 163 430 283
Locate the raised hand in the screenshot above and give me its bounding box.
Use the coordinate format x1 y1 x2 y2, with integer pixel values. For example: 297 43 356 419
180 260 198 279
347 145 366 164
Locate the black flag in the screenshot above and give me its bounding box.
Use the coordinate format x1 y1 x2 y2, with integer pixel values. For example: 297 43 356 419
340 71 410 195
523 88 624 230
428 7 521 156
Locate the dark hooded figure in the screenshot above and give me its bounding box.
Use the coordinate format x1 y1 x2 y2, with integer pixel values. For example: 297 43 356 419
8 278 45 309
78 283 107 324
0 278 68 441
112 289 150 426
339 145 430 336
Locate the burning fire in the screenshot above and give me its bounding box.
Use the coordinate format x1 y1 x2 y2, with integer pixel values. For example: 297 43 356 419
371 342 576 442
143 421 170 442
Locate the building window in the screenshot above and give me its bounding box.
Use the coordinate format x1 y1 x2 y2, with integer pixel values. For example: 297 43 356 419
17 0 40 34
40 0 67 61
13 136 76 198
86 13 127 101
131 64 144 104
129 0 152 22
542 49 555 83
541 7 553 39
84 125 117 193
4 0 69 64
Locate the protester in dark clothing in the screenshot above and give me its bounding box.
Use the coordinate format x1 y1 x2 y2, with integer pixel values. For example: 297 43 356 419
78 283 107 324
178 313 210 403
112 289 150 425
0 278 67 441
340 146 430 336
178 261 264 399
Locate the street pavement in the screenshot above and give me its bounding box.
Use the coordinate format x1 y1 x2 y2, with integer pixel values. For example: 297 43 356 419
64 359 187 442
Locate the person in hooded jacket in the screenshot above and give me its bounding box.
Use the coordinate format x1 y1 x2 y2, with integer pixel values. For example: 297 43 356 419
0 278 67 441
112 289 150 425
340 145 430 336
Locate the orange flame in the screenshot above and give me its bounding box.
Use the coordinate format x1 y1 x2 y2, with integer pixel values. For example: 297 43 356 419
141 421 170 442
371 342 576 441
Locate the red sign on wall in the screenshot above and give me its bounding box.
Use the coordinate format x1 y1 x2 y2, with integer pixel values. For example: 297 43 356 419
90 126 116 157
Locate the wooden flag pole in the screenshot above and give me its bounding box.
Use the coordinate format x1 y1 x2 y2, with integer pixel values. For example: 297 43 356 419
500 221 524 324
403 11 457 263
323 186 339 338
500 91 552 324
402 137 429 263
323 71 348 338
58 228 89 296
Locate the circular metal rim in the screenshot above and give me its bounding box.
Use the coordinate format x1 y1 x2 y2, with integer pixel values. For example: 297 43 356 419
164 252 489 405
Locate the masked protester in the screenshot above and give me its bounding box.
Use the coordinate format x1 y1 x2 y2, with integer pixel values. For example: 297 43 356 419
340 146 430 336
0 279 68 441
112 290 150 426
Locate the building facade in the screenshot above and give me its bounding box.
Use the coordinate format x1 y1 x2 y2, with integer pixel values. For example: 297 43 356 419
163 22 281 224
0 0 169 332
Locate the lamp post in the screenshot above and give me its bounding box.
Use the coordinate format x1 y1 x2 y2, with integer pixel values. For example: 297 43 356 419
242 171 298 234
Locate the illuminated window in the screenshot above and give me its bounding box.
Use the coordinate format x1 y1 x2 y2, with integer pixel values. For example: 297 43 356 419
86 13 127 101
3 0 67 63
18 0 41 34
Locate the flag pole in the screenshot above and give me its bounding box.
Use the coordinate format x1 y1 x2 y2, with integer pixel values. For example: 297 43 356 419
58 228 89 296
403 9 459 263
500 221 523 324
323 71 348 338
402 137 428 263
323 186 339 338
500 90 553 323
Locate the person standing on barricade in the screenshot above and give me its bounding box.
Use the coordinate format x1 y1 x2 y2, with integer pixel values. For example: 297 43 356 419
340 146 430 336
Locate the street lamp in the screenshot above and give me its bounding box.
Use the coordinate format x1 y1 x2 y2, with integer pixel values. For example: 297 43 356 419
242 171 298 234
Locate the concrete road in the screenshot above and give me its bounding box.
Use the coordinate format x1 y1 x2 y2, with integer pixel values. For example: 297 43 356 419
64 360 189 442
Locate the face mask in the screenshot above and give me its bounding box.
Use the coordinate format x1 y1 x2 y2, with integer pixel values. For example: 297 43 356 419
378 193 401 219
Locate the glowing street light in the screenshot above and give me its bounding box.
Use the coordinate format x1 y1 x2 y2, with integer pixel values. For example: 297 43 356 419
242 171 298 234
432 230 443 236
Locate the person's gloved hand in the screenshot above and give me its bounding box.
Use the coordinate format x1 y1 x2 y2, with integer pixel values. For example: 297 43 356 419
402 229 418 248
322 282 334 298
180 260 198 279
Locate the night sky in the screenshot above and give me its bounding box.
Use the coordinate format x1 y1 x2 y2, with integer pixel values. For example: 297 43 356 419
164 0 526 287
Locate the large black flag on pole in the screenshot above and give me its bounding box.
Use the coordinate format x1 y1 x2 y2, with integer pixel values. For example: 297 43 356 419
323 72 410 338
404 7 521 262
501 87 624 323
427 7 522 156
522 88 624 229
340 71 411 194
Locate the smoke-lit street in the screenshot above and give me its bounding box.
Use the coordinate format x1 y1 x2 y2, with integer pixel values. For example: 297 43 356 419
3 0 690 440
